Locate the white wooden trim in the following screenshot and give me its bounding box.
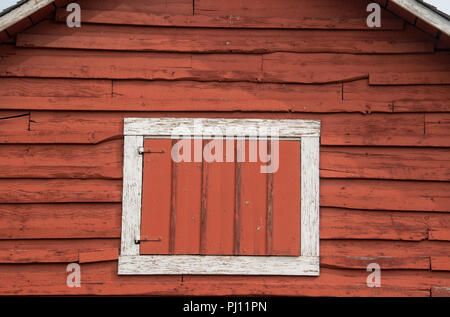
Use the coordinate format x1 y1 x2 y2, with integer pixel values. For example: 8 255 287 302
0 0 54 32
301 137 320 257
390 0 450 37
119 255 319 276
124 118 320 138
120 135 143 256
119 117 320 275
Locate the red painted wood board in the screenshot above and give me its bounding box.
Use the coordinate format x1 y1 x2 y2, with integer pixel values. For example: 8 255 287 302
269 141 300 255
78 248 119 264
53 0 404 31
16 111 449 147
3 204 449 242
55 8 404 30
1 140 449 181
200 139 235 255
2 262 448 296
172 139 203 254
3 47 448 85
0 178 447 212
17 21 434 54
140 139 173 254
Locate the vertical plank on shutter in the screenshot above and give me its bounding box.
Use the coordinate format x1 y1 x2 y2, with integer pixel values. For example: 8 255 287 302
172 139 202 254
140 139 172 255
269 140 301 256
237 140 267 255
200 139 235 255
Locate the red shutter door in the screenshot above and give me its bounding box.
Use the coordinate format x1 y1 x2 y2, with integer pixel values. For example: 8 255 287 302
140 138 301 256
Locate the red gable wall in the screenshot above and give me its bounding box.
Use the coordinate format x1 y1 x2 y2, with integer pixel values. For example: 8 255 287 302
0 0 449 296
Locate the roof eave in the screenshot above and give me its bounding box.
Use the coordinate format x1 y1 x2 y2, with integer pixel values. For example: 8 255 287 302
0 0 54 33
391 0 450 36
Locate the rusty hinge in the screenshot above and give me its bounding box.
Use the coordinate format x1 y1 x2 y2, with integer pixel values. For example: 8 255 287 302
138 146 165 155
135 236 162 244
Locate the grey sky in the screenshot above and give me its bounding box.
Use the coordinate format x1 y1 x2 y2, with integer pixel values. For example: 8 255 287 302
424 0 450 15
0 0 19 12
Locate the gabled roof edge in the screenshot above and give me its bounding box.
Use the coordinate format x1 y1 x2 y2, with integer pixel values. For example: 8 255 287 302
391 0 450 36
0 0 54 33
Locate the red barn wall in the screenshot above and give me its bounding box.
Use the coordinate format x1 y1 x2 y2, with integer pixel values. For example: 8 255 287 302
0 0 449 296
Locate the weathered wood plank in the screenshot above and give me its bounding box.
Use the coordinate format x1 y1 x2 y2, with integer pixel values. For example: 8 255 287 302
140 139 173 255
201 140 235 255
321 256 430 270
0 111 29 120
0 46 197 80
194 0 398 26
0 78 112 99
120 136 143 256
54 0 404 30
172 140 202 254
178 282 430 297
344 80 450 112
1 203 443 241
79 248 119 264
0 111 29 141
0 239 120 251
17 21 433 54
0 249 78 264
431 287 450 297
428 214 450 241
0 249 430 269
183 269 449 290
321 179 450 212
0 262 439 296
75 0 193 15
320 147 450 181
116 81 342 113
22 111 447 147
1 142 447 181
1 79 372 113
0 240 446 270
0 203 121 239
425 113 450 144
118 255 319 276
55 9 404 30
321 240 450 258
301 137 320 257
430 257 450 271
370 71 450 85
269 140 301 255
0 179 122 203
124 118 320 137
0 140 123 179
321 208 428 241
263 52 450 85
237 141 268 255
54 0 404 31
5 47 448 85
0 95 360 112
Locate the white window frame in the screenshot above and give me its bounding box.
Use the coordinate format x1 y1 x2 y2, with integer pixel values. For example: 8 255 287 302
118 118 320 276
